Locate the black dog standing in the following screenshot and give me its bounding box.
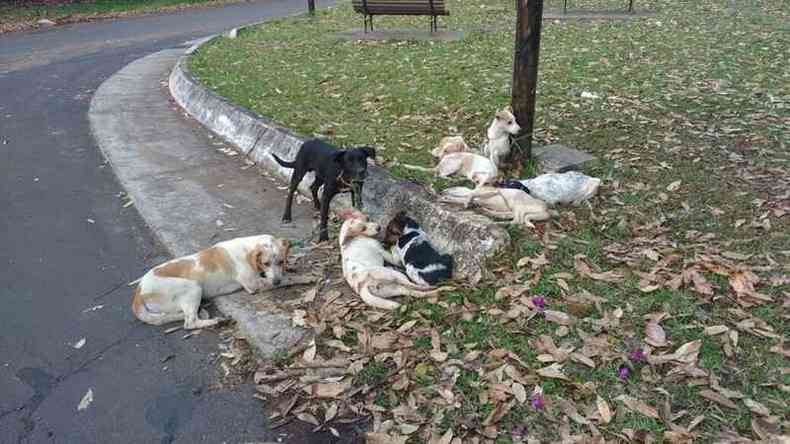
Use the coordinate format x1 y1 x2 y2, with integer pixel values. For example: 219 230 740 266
272 139 375 242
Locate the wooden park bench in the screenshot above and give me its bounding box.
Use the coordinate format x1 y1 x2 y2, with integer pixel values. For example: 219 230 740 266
351 0 449 33
564 0 635 14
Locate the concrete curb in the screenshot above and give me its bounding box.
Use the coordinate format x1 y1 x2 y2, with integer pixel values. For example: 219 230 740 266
89 49 310 359
169 34 510 283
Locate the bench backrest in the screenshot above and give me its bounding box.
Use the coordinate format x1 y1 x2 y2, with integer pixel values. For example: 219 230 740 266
352 0 449 16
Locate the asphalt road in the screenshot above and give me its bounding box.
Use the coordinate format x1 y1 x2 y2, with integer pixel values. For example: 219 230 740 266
0 2 336 443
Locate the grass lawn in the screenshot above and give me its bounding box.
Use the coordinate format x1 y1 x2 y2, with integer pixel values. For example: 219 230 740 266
0 0 251 33
194 0 789 442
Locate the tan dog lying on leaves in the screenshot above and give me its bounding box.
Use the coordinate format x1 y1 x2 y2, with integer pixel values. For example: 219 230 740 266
440 186 552 228
338 209 454 310
132 235 312 329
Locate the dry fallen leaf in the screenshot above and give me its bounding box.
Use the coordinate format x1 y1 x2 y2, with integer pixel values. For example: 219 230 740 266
743 398 771 416
72 338 86 349
307 380 351 398
617 395 660 419
698 389 737 409
704 325 729 336
597 396 612 424
645 321 668 347
544 310 573 326
77 388 93 411
667 180 682 192
537 363 569 381
303 340 317 362
512 382 527 404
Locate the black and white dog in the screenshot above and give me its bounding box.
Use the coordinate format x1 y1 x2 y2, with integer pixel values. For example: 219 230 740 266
272 139 375 242
384 213 453 287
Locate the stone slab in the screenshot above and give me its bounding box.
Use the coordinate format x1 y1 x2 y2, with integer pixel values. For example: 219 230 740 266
336 29 465 41
534 144 597 173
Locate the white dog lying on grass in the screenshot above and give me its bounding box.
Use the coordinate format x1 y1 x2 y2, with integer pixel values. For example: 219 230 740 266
338 209 454 310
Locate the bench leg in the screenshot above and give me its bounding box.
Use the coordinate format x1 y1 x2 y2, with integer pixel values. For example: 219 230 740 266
628 0 634 13
564 0 568 14
430 15 437 32
364 14 373 33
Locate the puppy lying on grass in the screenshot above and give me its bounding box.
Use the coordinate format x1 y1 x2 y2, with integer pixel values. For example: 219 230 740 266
132 235 313 330
384 212 453 287
400 151 498 189
338 209 454 310
440 185 552 228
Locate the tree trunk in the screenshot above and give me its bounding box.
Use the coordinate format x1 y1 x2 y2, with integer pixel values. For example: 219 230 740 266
510 0 544 168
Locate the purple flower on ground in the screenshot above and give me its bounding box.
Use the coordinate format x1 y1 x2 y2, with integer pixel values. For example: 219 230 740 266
531 295 546 312
530 393 545 410
618 366 630 381
629 349 646 363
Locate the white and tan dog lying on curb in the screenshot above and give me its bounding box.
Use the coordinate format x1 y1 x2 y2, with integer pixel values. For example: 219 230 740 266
440 186 552 228
483 106 521 168
132 235 313 330
338 209 454 310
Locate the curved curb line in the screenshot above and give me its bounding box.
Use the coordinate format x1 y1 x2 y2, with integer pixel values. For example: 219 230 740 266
169 31 510 283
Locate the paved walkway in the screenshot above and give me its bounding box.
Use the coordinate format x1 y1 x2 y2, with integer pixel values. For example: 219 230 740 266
0 1 340 443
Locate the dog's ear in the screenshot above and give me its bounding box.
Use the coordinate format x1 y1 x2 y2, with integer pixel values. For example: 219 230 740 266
333 151 346 165
247 246 267 273
360 146 376 159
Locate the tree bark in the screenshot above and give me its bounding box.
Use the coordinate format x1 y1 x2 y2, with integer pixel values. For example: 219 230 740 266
511 0 544 167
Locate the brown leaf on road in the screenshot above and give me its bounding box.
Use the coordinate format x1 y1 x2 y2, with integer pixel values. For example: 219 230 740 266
667 180 682 192
307 380 352 398
645 321 668 347
698 389 737 409
296 412 321 426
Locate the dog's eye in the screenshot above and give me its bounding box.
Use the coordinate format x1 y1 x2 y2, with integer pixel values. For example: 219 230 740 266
259 272 266 278
508 120 514 125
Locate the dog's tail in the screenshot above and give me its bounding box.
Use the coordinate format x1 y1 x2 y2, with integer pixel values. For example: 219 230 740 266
359 285 401 311
271 153 296 169
399 163 435 173
131 287 184 326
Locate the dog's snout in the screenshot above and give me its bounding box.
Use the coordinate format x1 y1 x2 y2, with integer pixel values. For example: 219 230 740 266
272 277 282 286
